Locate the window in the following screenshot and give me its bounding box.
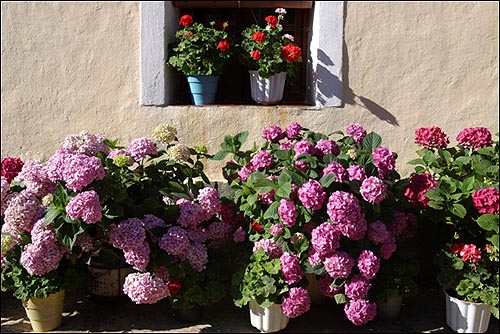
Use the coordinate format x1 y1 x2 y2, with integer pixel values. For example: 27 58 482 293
140 1 343 107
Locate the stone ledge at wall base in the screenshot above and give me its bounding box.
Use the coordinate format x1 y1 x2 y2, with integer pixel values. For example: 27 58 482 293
249 71 287 105
249 299 289 333
172 305 204 324
445 291 492 333
22 290 65 332
186 75 220 105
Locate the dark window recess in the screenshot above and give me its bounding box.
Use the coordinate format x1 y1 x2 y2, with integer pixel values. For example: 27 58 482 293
171 2 312 105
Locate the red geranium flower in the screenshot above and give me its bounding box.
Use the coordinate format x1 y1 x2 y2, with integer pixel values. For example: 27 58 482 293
252 31 266 43
251 221 265 233
282 43 302 63
1 157 24 183
178 14 193 27
250 50 261 61
265 15 278 28
217 40 230 52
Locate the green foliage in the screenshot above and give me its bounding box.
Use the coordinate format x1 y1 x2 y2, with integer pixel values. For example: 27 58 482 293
168 20 232 76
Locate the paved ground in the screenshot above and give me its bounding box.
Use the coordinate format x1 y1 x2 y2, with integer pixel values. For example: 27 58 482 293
2 280 499 333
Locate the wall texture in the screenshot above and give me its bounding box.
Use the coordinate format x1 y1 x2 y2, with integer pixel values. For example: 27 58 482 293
1 1 499 181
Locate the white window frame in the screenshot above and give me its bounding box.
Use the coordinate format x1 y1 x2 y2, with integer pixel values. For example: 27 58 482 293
140 1 343 107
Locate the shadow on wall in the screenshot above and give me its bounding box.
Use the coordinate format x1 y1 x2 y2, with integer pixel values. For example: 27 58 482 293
340 3 398 126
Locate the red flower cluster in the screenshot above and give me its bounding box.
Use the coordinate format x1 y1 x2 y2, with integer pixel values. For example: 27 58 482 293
404 172 437 208
456 127 493 149
217 40 230 52
252 32 266 43
251 50 261 60
265 15 278 28
1 157 24 183
414 126 450 149
167 280 182 295
251 221 265 233
451 243 482 263
179 14 193 27
282 43 302 63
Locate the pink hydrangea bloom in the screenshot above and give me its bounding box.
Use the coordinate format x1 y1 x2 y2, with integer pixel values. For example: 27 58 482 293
128 137 157 162
142 214 166 230
208 221 232 241
3 190 44 233
380 233 397 260
159 226 190 256
345 274 371 299
185 242 208 272
414 127 449 149
311 222 341 257
63 130 110 156
322 162 347 182
251 150 274 170
233 226 246 243
360 176 388 204
253 238 283 259
13 160 56 199
45 148 72 182
347 165 366 182
294 140 316 158
123 241 151 271
280 141 293 150
238 163 256 182
108 218 146 251
357 250 380 279
372 147 395 179
404 173 437 208
344 299 377 325
61 154 105 192
472 187 499 214
368 220 389 244
197 187 222 217
281 287 311 318
278 199 298 227
280 252 304 284
262 125 284 142
187 225 209 243
318 275 343 297
176 198 206 228
456 127 492 149
307 247 324 267
66 190 102 224
123 272 169 304
285 122 302 139
270 223 284 235
391 211 418 240
346 123 367 143
258 188 275 205
298 180 326 210
324 251 355 279
315 139 340 157
326 191 362 225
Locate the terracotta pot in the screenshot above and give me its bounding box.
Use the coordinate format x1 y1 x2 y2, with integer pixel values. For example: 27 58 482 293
22 290 65 332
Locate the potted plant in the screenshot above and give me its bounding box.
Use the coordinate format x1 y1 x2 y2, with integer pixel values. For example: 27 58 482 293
406 126 499 333
167 14 233 105
238 8 302 104
214 122 418 328
1 156 90 332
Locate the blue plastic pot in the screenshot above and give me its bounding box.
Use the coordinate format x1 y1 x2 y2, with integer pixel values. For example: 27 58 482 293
186 75 220 105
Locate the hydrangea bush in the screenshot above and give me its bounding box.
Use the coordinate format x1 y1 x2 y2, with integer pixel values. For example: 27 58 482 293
1 125 241 310
214 122 417 324
406 126 499 318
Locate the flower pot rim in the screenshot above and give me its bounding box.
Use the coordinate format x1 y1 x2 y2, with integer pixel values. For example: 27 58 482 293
444 289 492 307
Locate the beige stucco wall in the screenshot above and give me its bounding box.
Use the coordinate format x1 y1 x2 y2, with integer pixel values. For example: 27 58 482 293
1 1 499 182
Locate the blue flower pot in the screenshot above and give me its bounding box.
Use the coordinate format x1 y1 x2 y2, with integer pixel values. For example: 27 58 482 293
186 75 220 105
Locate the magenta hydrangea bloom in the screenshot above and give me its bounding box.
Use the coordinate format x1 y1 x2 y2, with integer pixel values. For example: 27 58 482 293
270 223 284 235
347 165 366 182
326 191 362 225
294 140 316 158
391 211 417 241
298 180 326 210
357 250 380 279
123 272 169 304
456 127 492 149
318 275 343 298
238 163 256 182
324 251 355 279
344 299 377 325
285 122 302 139
322 162 347 183
253 238 283 259
372 147 395 179
159 226 189 256
280 141 293 150
251 150 274 170
278 199 298 227
346 123 367 143
280 252 304 284
281 287 311 318
368 220 389 244
66 190 102 224
360 176 388 204
380 233 397 260
311 222 341 257
315 139 340 157
345 274 371 299
472 187 499 214
414 126 450 149
128 137 157 162
262 125 284 142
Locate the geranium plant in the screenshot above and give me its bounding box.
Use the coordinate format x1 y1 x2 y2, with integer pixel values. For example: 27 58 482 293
406 126 499 319
214 122 418 325
168 14 232 76
238 8 302 80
